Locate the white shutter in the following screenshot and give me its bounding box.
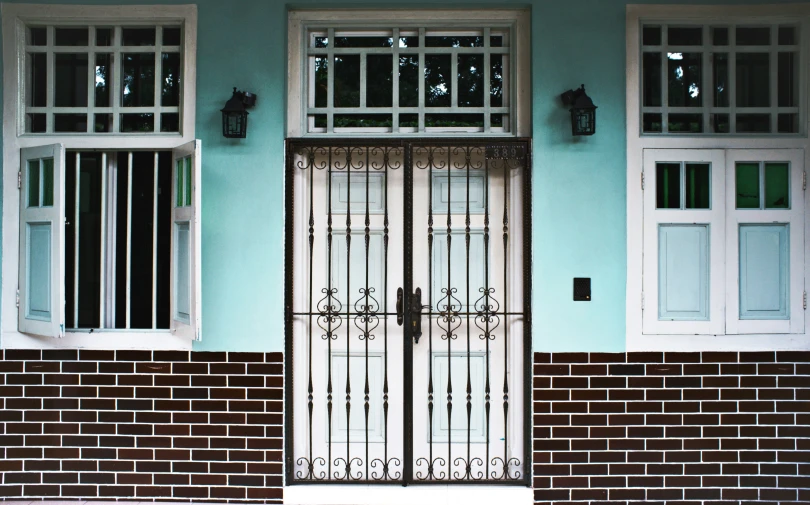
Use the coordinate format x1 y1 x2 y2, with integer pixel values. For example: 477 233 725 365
19 144 66 338
170 140 202 341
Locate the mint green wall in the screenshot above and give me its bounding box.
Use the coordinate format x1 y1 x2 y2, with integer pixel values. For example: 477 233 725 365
0 0 803 352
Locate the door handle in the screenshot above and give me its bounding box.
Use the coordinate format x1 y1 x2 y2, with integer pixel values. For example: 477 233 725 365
397 287 428 344
396 287 404 326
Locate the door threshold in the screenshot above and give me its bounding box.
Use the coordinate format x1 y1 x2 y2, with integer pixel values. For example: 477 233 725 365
283 484 533 505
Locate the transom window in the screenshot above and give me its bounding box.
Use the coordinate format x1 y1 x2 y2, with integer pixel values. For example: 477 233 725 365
24 23 183 134
304 26 513 134
641 23 800 134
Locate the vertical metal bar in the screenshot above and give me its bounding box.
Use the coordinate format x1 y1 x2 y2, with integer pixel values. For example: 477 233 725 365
427 146 435 480
99 152 107 328
125 151 133 329
446 146 453 479
465 148 472 480
522 142 534 486
345 146 352 480
152 152 159 329
307 148 315 479
483 156 491 480
73 152 81 328
327 147 334 480
283 140 295 486
403 142 414 484
501 158 509 478
364 147 371 480
382 147 390 478
109 158 118 327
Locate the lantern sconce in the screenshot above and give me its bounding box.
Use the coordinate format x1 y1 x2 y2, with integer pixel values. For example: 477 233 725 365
560 84 597 136
221 88 257 139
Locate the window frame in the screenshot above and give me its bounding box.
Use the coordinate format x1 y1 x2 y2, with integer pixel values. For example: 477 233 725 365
287 8 531 138
626 3 810 352
2 4 199 350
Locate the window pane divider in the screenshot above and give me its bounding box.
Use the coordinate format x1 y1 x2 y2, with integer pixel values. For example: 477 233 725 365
125 151 133 329
99 152 107 328
660 28 668 133
326 28 335 133
729 26 737 133
45 26 55 133
392 28 400 133
770 27 779 132
73 152 81 328
360 52 367 108
112 26 122 133
418 28 425 132
152 151 159 329
483 27 491 133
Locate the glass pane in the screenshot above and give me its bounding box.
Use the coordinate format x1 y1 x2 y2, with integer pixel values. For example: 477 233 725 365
643 113 662 133
765 163 789 209
335 36 392 48
163 27 181 46
668 113 702 133
736 162 760 209
491 114 503 127
737 114 770 133
489 35 502 48
334 55 360 107
28 160 40 208
425 55 451 107
736 27 770 45
314 36 328 48
642 25 661 45
642 52 662 107
458 54 483 107
94 113 113 133
778 52 797 107
668 52 701 107
685 163 710 209
26 113 46 133
122 27 156 46
656 163 681 209
311 114 326 129
120 113 154 132
42 158 54 207
161 112 179 132
425 114 483 128
712 27 728 45
399 114 417 128
367 55 393 107
668 27 702 45
334 114 392 128
95 53 112 107
54 27 88 46
176 160 183 207
54 54 89 107
713 53 729 107
400 36 419 48
28 53 47 107
425 35 483 47
122 53 155 107
161 52 181 106
28 27 47 46
778 26 797 45
398 55 418 107
712 114 730 133
184 157 192 207
778 113 799 134
491 54 503 107
736 53 770 107
313 56 328 108
96 28 112 46
54 114 87 132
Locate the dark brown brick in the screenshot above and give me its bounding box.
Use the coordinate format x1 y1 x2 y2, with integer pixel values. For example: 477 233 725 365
627 352 663 363
740 351 775 362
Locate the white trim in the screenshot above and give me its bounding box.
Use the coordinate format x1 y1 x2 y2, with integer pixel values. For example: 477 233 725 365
626 3 810 351
286 8 530 138
283 485 533 505
2 3 198 350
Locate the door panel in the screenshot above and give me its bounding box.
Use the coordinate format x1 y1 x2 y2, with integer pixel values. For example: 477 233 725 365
287 140 530 485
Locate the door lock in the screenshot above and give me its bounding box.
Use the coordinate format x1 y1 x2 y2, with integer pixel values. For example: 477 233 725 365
396 287 430 344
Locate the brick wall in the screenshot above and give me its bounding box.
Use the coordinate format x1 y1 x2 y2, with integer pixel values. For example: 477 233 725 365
0 350 283 503
533 351 810 505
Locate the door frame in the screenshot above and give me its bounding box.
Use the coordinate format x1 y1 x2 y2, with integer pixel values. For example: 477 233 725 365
283 138 533 486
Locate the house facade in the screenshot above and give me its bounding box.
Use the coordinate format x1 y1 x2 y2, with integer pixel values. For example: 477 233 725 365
0 1 808 504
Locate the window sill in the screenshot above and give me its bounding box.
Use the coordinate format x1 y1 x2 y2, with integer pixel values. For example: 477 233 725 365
628 331 810 352
1 330 191 350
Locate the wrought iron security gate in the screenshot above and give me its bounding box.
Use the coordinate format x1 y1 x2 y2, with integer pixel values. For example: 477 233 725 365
284 138 531 485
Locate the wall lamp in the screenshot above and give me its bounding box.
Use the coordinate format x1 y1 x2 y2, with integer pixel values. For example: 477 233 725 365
221 88 257 138
560 84 597 136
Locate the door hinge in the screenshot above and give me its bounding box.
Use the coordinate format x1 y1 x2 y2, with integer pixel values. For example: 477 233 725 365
804 290 807 310
641 171 645 190
17 171 21 190
16 289 20 308
641 292 645 311
803 171 807 191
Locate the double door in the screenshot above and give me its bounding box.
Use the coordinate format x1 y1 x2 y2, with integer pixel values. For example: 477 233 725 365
286 139 530 484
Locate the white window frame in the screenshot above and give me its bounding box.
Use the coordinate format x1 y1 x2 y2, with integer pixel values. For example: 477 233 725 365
2 4 198 350
287 8 531 138
627 3 810 351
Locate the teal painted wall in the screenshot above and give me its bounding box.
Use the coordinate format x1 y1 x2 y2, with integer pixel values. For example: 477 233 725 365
0 0 803 352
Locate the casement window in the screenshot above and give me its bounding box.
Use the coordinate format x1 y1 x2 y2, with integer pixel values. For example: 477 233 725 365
640 22 802 135
288 10 529 136
3 5 200 350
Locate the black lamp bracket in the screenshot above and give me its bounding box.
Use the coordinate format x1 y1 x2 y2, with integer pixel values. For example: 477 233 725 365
561 84 587 107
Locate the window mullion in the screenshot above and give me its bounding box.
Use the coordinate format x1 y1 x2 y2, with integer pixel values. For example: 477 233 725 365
155 26 163 133
112 26 122 133
729 25 737 134
107 156 119 328
327 28 335 134
450 46 458 109
125 151 133 329
46 25 55 133
483 27 491 133
152 151 159 329
418 27 425 133
73 152 81 328
392 28 400 134
661 25 668 133
99 152 107 329
360 52 367 109
770 26 779 133
87 27 96 134
702 25 711 133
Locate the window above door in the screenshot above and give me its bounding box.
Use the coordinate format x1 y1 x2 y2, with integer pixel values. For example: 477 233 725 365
287 9 531 137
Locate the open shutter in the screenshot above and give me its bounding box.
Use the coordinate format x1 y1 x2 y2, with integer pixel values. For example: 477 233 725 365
19 144 66 337
171 140 202 340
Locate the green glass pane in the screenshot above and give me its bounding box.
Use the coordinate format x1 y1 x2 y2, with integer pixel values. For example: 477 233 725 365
42 158 54 207
765 163 789 209
736 162 760 209
176 159 183 207
184 157 192 207
656 162 681 209
28 160 40 208
685 163 710 209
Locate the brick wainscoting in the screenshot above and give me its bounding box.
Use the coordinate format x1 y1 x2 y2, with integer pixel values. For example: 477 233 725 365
533 352 810 505
0 350 283 503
